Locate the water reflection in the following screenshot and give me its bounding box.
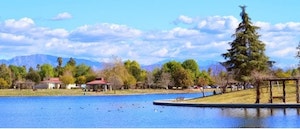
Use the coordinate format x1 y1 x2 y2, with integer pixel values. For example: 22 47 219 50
218 108 300 128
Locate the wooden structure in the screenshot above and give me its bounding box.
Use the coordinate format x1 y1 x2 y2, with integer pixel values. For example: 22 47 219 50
15 80 35 90
256 78 300 103
86 78 111 92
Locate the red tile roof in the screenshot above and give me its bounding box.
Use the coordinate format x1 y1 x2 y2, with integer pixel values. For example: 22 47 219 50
43 78 62 84
86 80 107 85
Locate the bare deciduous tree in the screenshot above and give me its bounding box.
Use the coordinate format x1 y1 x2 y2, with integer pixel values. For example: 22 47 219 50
158 72 171 89
145 71 154 89
101 56 136 90
108 74 123 94
210 63 227 87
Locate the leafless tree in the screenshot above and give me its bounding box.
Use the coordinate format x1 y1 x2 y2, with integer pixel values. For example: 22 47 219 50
210 63 228 92
145 71 154 89
158 72 171 89
108 74 123 94
251 70 270 103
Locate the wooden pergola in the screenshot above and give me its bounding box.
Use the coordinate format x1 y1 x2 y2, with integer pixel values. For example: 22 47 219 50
256 77 300 104
15 80 35 90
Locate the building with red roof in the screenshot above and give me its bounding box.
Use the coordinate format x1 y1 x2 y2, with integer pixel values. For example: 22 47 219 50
34 78 62 89
86 78 111 92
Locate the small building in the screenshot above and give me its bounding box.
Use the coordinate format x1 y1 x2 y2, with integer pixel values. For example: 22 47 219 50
34 78 62 89
86 78 111 92
15 80 35 90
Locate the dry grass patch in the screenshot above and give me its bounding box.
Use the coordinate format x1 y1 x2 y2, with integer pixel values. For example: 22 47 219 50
188 83 299 104
0 89 84 96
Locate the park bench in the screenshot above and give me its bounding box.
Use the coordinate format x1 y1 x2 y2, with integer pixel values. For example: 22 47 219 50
175 97 185 101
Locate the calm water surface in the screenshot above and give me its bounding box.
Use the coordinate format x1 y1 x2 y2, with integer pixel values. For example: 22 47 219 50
0 92 300 128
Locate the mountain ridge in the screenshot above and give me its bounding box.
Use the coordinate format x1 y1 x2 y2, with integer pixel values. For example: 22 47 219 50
0 54 103 70
0 54 218 71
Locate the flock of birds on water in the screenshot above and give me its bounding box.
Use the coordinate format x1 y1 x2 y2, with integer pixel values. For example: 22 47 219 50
39 103 165 113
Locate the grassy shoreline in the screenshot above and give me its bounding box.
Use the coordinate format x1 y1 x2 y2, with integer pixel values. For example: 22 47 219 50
2 85 298 104
188 83 299 104
0 88 206 96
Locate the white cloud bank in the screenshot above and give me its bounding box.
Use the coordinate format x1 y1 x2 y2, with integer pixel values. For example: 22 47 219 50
0 16 299 68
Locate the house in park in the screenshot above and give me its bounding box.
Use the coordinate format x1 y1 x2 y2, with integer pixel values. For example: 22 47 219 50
34 78 62 89
86 78 111 92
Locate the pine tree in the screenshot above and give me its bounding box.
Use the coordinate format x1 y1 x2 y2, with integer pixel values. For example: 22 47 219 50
222 6 269 82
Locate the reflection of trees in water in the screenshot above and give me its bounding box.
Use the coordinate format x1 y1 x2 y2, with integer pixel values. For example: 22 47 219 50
219 108 300 128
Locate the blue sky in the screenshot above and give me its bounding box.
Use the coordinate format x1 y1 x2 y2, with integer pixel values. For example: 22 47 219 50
0 0 299 69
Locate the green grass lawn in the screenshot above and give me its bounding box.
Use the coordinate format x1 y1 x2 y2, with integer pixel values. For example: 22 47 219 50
188 83 300 104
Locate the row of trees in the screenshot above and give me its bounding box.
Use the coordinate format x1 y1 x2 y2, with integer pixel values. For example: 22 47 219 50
0 57 97 89
0 56 214 89
0 55 299 90
93 58 213 90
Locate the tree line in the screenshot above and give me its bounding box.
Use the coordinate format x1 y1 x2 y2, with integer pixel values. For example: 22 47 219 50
0 55 298 90
0 56 215 89
0 57 96 89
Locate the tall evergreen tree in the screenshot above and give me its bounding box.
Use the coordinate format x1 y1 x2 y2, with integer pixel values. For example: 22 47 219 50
57 57 63 67
222 6 269 82
55 57 64 77
67 57 76 66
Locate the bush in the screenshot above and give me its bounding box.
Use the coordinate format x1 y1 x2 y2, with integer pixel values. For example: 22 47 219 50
0 78 9 89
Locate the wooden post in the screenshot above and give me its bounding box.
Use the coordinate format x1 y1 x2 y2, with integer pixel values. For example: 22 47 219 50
202 87 205 97
256 108 261 117
270 108 274 116
297 80 300 103
283 80 286 103
269 80 273 103
255 80 260 103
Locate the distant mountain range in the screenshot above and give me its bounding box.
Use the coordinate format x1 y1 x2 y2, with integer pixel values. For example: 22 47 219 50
0 54 103 70
0 54 218 71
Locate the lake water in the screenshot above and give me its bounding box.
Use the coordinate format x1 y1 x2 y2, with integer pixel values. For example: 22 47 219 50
0 92 300 128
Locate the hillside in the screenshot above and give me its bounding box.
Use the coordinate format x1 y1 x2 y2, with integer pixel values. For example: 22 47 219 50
0 54 103 70
0 54 218 71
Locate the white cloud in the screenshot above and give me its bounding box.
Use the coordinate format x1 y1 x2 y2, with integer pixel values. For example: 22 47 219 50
0 33 26 42
177 15 194 24
269 47 295 58
52 12 72 20
152 48 168 57
255 21 271 30
144 27 202 42
170 27 199 37
276 22 300 31
197 16 239 33
1 18 69 39
3 17 34 30
185 42 194 49
1 16 300 69
44 29 69 38
70 23 142 42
